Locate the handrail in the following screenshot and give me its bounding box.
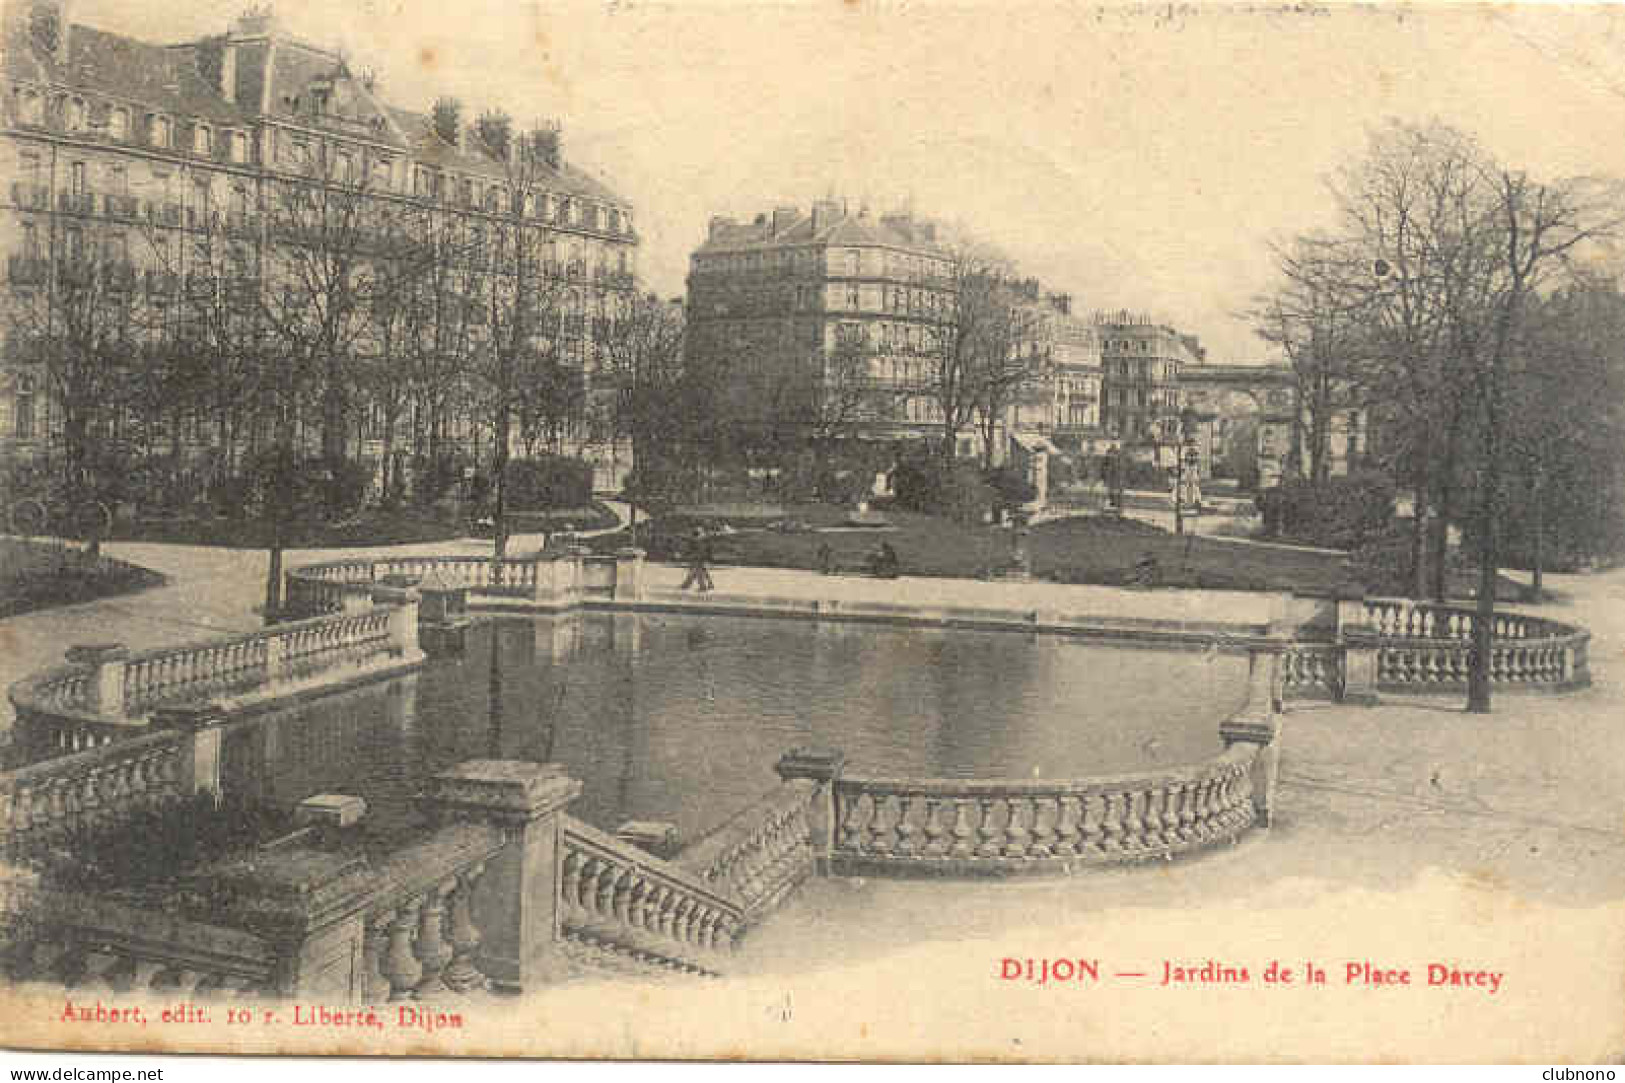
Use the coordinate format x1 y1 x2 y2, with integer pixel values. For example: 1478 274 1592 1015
559 814 745 967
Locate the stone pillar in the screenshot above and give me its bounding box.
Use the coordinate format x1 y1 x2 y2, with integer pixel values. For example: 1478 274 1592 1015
372 583 421 658
424 760 582 993
207 847 374 999
775 748 846 874
1219 649 1284 828
265 633 288 682
613 547 646 603
66 643 127 718
1334 594 1379 706
1338 633 1381 706
153 704 227 799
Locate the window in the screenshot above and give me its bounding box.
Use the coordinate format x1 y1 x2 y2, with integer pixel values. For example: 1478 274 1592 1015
109 107 128 139
65 97 86 131
14 374 35 440
17 88 43 125
460 178 473 206
69 160 85 194
20 221 39 258
151 114 171 148
847 285 860 309
194 124 212 155
106 163 127 194
334 151 353 183
64 224 84 260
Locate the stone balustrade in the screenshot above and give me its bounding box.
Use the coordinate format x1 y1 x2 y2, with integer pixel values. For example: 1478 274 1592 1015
0 880 276 997
1280 643 1343 700
285 550 646 617
1278 596 1592 704
9 604 423 756
826 748 1258 877
0 731 184 859
1359 597 1563 642
674 779 819 918
559 816 745 975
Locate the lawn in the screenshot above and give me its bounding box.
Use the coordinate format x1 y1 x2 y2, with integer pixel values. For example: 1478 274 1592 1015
590 504 1361 594
0 537 165 619
105 500 619 549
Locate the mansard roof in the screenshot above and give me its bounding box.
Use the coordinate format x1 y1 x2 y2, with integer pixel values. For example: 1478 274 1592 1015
4 14 629 208
695 207 945 256
5 22 249 125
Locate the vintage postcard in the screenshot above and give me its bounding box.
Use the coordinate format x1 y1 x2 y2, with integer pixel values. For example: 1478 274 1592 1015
1 0 1623 1065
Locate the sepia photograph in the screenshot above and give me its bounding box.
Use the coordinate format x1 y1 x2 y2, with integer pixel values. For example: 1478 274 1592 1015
0 0 1623 1065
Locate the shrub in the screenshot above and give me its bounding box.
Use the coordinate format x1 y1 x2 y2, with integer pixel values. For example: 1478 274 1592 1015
410 453 467 507
1258 470 1397 549
504 455 594 509
892 451 996 524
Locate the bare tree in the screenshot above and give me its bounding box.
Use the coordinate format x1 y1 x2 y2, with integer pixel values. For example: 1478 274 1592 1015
1463 167 1617 712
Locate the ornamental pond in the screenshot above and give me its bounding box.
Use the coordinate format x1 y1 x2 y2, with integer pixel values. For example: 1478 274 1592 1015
219 612 1253 844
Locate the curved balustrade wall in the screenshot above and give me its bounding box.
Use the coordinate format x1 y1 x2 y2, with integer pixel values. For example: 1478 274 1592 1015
826 746 1258 877
1279 597 1591 700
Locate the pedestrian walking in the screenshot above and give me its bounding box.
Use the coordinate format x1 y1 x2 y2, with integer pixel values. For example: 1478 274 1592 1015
681 527 715 592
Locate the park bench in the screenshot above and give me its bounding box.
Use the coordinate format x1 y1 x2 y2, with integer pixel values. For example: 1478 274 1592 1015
818 543 900 579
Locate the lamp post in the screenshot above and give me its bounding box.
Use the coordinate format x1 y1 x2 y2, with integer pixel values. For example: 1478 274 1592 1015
1174 406 1200 536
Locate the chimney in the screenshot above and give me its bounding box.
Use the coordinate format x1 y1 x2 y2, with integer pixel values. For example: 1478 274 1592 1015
771 205 798 234
881 213 913 242
810 199 842 232
220 39 238 103
708 215 737 241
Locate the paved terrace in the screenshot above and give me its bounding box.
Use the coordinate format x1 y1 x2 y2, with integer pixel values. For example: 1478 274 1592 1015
3 539 1623 1017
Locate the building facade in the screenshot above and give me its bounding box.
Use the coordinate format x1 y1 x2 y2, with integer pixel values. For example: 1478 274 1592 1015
685 201 962 448
1095 310 1205 464
1 2 639 496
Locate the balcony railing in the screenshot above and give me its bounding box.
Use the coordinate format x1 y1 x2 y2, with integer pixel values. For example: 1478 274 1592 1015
6 255 49 287
56 190 95 216
11 182 50 211
145 201 183 227
102 193 141 221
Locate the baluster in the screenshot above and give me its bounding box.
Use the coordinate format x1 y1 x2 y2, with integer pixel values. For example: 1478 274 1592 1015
413 880 455 997
611 870 636 925
866 794 893 856
626 878 652 931
671 897 696 943
1053 795 1082 857
1125 789 1150 850
1099 791 1123 853
1003 797 1032 858
892 795 919 857
382 899 424 1000
948 799 976 859
975 797 1003 859
595 863 621 919
361 912 392 1002
1141 785 1164 848
1029 796 1057 858
840 794 868 854
920 798 948 858
651 887 677 940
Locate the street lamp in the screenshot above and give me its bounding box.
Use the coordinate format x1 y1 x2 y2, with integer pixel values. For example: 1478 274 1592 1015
1174 405 1200 536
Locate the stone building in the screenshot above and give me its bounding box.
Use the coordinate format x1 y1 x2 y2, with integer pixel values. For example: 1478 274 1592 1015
1 1 640 495
1094 310 1205 465
685 201 962 451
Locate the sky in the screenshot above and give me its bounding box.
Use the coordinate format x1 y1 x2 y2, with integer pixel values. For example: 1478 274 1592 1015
69 0 1625 363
